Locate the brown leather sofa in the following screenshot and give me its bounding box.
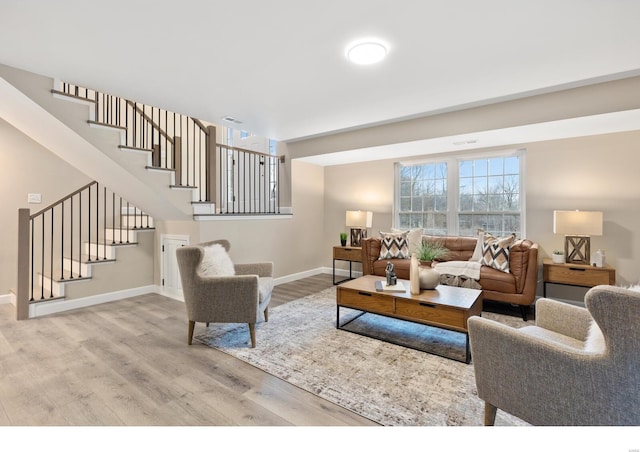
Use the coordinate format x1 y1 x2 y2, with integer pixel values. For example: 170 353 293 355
361 235 539 320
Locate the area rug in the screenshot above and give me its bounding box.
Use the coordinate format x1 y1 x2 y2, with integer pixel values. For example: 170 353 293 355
195 286 529 426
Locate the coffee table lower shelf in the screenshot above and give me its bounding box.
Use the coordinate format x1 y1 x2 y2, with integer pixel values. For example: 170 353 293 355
335 275 483 364
337 306 472 364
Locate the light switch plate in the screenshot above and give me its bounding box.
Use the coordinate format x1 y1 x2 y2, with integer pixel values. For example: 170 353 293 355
28 193 42 204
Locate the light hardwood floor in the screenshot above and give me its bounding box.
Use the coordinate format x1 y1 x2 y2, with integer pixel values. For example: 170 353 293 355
0 274 377 426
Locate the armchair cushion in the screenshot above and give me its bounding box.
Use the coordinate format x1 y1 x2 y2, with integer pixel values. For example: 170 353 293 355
199 243 235 276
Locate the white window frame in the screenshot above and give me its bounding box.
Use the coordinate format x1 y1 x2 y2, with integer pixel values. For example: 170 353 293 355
394 148 526 238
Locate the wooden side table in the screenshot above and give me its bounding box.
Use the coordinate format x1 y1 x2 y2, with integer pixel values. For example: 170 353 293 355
333 246 362 285
542 258 616 297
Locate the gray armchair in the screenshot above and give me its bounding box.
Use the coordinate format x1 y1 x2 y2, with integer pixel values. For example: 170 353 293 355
468 285 640 426
175 240 274 348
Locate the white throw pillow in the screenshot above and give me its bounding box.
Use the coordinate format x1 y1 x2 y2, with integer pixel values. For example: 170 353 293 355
469 229 485 263
199 244 235 276
584 320 605 353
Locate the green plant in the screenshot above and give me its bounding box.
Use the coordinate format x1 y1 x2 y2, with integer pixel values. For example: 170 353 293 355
415 240 449 262
339 232 348 240
553 250 564 255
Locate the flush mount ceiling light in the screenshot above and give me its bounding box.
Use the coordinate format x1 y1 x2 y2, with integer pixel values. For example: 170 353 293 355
346 40 388 65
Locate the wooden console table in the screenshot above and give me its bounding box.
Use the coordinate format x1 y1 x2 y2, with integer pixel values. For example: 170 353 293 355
542 258 616 297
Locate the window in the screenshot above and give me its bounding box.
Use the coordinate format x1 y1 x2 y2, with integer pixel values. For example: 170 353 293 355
395 150 524 237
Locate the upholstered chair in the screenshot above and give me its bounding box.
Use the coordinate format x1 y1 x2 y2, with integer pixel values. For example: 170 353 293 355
175 240 274 348
468 285 640 426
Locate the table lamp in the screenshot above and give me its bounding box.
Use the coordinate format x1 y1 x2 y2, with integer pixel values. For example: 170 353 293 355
345 210 373 246
553 210 603 264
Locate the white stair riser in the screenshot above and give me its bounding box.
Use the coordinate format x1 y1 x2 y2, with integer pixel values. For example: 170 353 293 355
105 228 137 243
63 257 91 277
38 274 64 297
84 243 116 259
192 203 216 214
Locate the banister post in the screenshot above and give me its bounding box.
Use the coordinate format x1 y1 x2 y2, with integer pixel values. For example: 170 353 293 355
206 125 217 205
17 208 30 320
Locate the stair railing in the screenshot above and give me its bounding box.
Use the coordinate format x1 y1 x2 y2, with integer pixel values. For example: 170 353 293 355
15 181 153 319
59 83 211 202
55 82 284 214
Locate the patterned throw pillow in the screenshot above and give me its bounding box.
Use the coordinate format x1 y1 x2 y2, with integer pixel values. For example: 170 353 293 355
481 233 516 272
378 231 409 259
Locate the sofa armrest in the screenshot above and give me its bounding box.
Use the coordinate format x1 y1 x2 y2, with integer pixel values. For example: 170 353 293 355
361 238 381 276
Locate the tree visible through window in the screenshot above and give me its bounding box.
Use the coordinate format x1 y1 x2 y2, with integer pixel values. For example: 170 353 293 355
395 151 524 237
458 155 521 237
398 162 448 235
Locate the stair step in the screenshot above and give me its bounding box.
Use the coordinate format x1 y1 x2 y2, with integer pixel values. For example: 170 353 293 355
29 288 65 303
170 184 198 189
119 145 153 153
47 270 92 284
87 120 126 131
51 89 96 104
192 202 216 214
145 166 174 172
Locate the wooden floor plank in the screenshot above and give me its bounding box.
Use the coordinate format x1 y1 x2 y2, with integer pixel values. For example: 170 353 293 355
0 273 376 426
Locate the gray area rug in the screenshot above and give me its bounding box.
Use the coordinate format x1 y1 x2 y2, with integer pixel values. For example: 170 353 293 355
195 286 529 426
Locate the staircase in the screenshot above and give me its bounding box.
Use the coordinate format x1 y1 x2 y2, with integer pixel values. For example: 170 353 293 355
5 66 288 319
17 181 155 319
52 82 286 219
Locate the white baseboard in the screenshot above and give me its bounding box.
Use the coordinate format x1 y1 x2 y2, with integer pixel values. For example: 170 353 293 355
0 293 15 306
5 267 363 318
28 285 156 318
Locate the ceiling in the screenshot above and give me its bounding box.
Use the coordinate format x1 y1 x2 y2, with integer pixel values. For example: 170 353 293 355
2 0 640 164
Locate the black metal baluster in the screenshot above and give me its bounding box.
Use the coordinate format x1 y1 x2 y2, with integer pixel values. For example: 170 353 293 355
112 192 115 244
186 117 189 186
30 217 34 301
78 191 82 277
103 186 107 259
119 197 123 244
50 209 54 297
126 202 130 243
95 183 99 261
70 196 74 279
60 203 64 280
87 186 91 262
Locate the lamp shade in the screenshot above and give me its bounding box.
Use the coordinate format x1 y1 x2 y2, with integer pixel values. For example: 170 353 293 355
553 210 603 236
345 210 373 228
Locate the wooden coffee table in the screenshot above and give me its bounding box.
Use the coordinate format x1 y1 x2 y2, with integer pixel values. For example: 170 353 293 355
336 275 483 363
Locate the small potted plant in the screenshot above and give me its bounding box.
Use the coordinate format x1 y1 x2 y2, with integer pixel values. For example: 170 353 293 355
340 232 348 246
415 240 449 266
552 250 565 264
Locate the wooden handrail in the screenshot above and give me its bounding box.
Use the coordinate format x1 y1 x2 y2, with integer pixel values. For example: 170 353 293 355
217 143 282 160
30 181 97 218
125 100 175 145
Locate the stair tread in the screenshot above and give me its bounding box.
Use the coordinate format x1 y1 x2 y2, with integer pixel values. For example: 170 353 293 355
30 289 65 303
51 89 97 103
145 166 174 172
87 120 126 130
119 145 153 152
170 185 198 189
